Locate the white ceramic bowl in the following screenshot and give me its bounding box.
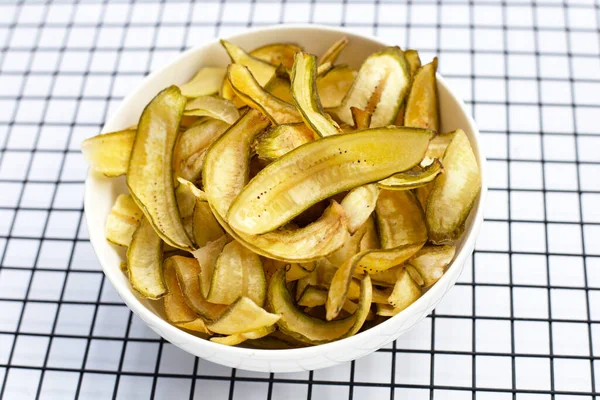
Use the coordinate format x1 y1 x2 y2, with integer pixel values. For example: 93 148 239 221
85 24 486 373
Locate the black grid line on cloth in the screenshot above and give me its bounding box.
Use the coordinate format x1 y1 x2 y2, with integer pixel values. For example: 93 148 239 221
469 3 477 400
532 0 557 395
3 0 600 6
499 10 519 400
0 0 599 399
563 0 597 394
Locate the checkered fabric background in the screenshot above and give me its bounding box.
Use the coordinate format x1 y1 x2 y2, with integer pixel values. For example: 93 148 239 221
0 0 599 399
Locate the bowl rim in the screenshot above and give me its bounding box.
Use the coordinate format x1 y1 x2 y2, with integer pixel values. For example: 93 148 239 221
85 23 487 358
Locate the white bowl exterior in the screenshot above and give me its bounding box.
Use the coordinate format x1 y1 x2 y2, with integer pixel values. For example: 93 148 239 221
85 24 487 373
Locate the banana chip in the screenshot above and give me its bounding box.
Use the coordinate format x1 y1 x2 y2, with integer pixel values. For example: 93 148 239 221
254 123 314 161
207 296 279 335
184 95 240 124
297 286 358 314
191 235 229 299
250 43 303 69
283 264 308 282
221 40 276 86
319 36 348 66
376 190 428 248
127 86 193 251
175 182 197 241
228 64 302 124
291 52 340 137
408 245 456 287
404 49 422 77
192 201 225 247
127 218 165 299
264 65 294 103
203 109 270 219
334 47 410 127
415 131 455 207
317 65 355 109
210 325 275 346
369 266 402 287
105 194 143 247
207 240 266 306
164 258 202 324
217 201 350 263
82 129 135 177
170 256 225 321
268 268 371 344
228 127 433 235
354 242 425 274
173 119 230 182
386 268 422 312
179 67 226 98
426 129 481 243
404 58 439 133
327 218 371 267
378 159 443 191
372 286 393 304
350 107 372 130
340 184 380 234
395 49 422 125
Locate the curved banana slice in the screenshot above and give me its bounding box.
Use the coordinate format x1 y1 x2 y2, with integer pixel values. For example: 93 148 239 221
268 268 371 344
291 52 340 137
127 86 193 250
228 127 433 235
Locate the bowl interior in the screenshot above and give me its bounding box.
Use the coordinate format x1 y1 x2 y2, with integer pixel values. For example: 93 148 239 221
85 25 485 362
